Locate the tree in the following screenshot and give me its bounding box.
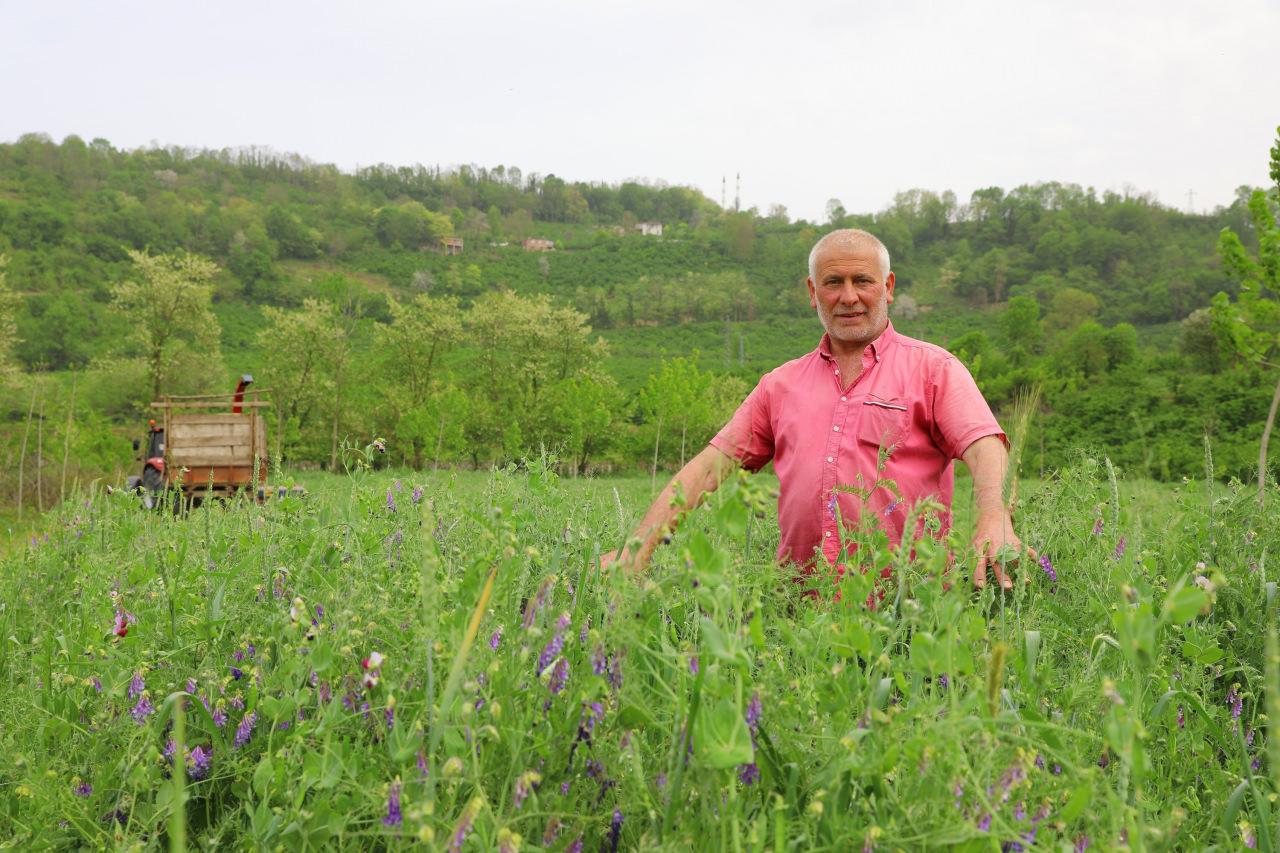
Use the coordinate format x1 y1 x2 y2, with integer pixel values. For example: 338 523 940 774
1215 126 1280 502
257 299 338 461
0 255 18 376
377 295 463 467
111 250 222 400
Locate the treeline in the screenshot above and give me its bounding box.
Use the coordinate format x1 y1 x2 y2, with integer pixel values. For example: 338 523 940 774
0 132 1276 503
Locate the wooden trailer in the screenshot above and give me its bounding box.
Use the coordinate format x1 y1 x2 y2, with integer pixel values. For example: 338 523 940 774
150 389 270 500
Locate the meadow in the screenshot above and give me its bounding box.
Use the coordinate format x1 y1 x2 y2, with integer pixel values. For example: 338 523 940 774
0 448 1275 851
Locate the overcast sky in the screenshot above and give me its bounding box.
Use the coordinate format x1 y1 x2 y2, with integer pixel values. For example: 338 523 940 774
4 0 1277 222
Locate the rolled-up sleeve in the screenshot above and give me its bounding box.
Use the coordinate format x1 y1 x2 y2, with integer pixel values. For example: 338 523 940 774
929 356 1006 460
710 377 775 472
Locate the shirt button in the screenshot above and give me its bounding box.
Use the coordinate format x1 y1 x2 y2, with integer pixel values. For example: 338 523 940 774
834 370 840 375
840 396 847 402
824 531 831 537
826 456 833 463
832 425 840 432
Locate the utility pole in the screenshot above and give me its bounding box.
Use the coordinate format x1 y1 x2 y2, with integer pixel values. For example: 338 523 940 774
721 175 726 209
734 173 741 212
1186 189 1196 214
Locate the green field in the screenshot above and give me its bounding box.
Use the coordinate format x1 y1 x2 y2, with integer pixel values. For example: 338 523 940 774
1 456 1274 850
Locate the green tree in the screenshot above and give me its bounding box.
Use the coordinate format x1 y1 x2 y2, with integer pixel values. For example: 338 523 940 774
998 294 1043 357
0 255 18 376
377 294 464 467
111 250 222 400
1215 126 1280 501
257 298 339 461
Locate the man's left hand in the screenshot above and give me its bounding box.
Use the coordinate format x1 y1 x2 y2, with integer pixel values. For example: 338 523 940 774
971 509 1035 590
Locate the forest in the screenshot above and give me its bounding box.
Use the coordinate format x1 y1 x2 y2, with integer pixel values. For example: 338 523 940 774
0 131 1276 509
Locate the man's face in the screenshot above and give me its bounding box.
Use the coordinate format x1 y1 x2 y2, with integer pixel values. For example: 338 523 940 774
807 243 895 349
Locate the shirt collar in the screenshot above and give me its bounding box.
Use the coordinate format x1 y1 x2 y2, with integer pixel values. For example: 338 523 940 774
817 320 897 364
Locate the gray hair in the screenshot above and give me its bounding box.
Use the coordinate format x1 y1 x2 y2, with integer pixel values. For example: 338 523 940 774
807 229 891 282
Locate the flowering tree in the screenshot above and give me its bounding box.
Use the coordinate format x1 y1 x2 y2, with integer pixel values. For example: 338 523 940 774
1215 126 1280 502
111 250 223 400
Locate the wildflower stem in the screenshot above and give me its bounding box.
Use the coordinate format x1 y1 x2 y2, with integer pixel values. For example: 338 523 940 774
168 694 187 853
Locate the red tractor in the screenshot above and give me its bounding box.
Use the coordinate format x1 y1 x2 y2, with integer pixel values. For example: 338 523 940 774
128 376 268 508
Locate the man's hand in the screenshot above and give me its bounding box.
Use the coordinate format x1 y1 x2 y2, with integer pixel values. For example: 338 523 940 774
971 508 1036 590
600 544 644 576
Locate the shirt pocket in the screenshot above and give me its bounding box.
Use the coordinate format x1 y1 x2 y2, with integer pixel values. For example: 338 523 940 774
858 397 910 455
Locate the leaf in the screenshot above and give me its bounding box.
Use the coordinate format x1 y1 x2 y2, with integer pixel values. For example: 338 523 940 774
253 756 274 798
700 617 748 668
1222 779 1250 832
693 697 754 769
1059 781 1093 823
1161 581 1207 625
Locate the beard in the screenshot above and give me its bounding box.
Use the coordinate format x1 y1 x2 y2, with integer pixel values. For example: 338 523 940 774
818 293 890 347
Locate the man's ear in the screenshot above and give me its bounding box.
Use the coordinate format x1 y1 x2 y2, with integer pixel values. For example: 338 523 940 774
885 272 896 304
806 276 817 308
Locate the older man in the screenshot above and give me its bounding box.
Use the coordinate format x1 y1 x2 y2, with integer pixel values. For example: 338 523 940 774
605 228 1028 589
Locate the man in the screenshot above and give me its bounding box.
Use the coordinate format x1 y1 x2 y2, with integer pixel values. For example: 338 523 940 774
604 228 1029 589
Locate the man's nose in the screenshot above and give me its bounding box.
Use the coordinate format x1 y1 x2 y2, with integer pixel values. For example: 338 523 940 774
836 281 860 303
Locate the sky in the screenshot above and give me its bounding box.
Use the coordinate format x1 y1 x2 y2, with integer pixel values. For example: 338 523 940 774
4 0 1277 222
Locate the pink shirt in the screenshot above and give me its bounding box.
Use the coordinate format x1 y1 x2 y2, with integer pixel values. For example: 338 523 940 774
710 321 1004 567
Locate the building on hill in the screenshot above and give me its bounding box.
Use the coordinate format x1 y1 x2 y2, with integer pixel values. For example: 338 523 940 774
636 222 664 237
441 236 464 255
523 238 555 251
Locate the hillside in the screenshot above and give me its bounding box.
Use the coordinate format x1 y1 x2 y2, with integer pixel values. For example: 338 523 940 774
0 132 1275 499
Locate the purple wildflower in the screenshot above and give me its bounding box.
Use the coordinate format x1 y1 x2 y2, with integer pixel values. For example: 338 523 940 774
537 628 566 675
233 649 245 663
318 681 332 705
233 711 258 749
1253 757 1262 772
607 808 623 853
411 485 423 505
1038 554 1057 582
1091 518 1103 536
1229 687 1243 721
561 780 571 795
385 706 395 730
689 656 699 675
591 645 609 676
1014 801 1027 821
1034 754 1045 770
746 692 762 733
1074 835 1090 852
1052 763 1062 775
91 677 102 693
163 739 177 764
448 798 480 853
386 489 397 513
230 666 244 681
1177 705 1185 728
230 695 245 711
383 782 402 827
1113 536 1126 560
185 678 198 695
977 813 992 832
212 707 228 728
490 625 504 651
188 745 211 780
1246 727 1256 747
127 672 145 699
130 694 154 724
548 658 569 695
738 762 760 785
1098 751 1110 769
937 674 949 690
514 770 540 808
417 749 429 778
953 781 964 808
566 837 583 853
585 759 603 779
73 780 92 797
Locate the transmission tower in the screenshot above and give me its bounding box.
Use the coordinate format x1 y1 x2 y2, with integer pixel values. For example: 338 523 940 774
734 173 741 212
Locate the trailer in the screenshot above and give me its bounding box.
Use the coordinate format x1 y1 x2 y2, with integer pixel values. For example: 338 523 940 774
129 376 271 507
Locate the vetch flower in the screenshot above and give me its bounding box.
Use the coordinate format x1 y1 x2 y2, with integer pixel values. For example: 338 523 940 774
497 828 522 853
130 693 155 724
448 796 482 853
113 611 131 638
127 673 145 699
514 770 541 808
1113 537 1126 560
1177 705 1185 729
230 666 244 681
689 655 699 675
547 658 569 695
185 678 197 695
490 625 504 651
1091 518 1103 536
91 677 102 693
738 762 760 785
233 711 258 749
976 813 992 832
1038 554 1057 582
1241 820 1258 849
383 781 402 827
745 692 762 734
188 745 211 781
73 779 92 797
607 808 623 853
386 489 397 513
411 486 423 505
417 749 429 778
565 837 583 853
